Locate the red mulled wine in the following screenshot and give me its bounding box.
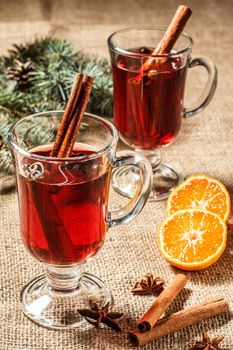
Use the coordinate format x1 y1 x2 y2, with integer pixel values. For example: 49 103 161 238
112 47 188 149
16 145 111 265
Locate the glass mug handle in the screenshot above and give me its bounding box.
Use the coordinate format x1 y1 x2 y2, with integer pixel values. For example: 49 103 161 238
184 55 217 117
108 151 152 228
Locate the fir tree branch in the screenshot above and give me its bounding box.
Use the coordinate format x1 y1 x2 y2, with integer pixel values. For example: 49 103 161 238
0 37 113 175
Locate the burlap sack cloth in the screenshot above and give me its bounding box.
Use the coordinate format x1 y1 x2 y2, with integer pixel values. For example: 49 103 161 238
0 0 232 349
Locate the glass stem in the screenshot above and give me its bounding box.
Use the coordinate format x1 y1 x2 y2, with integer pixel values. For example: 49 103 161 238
45 265 83 293
135 149 161 170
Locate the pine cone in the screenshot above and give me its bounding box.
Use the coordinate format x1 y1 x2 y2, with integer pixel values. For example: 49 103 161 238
7 58 34 89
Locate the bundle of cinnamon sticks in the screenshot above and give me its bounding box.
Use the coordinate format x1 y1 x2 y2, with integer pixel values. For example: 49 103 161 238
29 73 93 263
129 274 229 346
50 73 93 158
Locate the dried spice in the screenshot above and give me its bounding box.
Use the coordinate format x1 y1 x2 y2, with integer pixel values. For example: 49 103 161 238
188 332 224 350
78 300 123 332
132 273 165 295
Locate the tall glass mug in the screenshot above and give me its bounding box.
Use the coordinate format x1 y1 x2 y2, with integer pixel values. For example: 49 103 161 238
108 28 217 200
9 111 152 329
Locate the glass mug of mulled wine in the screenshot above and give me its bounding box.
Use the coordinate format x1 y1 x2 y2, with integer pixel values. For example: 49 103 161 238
9 111 152 329
108 28 217 200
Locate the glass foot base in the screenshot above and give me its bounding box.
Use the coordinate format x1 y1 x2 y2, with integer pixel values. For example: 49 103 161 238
20 273 111 329
112 164 182 201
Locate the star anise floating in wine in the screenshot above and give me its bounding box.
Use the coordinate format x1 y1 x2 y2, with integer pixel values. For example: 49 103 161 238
188 332 224 350
132 273 165 295
78 300 123 332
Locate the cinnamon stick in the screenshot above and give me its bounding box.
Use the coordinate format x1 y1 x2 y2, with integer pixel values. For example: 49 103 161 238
50 73 84 157
128 79 147 145
129 296 229 347
50 73 93 157
143 5 192 72
137 274 187 332
29 181 75 262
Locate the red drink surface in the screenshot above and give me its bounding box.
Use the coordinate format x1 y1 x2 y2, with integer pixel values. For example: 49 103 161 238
112 47 187 149
16 145 111 265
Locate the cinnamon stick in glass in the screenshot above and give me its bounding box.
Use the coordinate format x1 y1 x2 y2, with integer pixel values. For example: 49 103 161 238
30 73 93 262
50 73 93 157
137 274 187 332
129 296 229 347
143 5 192 72
130 5 192 145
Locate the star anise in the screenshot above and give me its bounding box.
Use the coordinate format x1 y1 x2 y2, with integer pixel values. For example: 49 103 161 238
132 273 165 295
188 332 224 350
78 300 123 332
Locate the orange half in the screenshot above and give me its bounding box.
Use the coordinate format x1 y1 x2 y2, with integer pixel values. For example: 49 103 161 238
158 209 227 271
166 174 231 222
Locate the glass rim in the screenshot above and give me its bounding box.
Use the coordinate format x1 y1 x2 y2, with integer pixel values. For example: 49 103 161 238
107 27 194 58
8 111 119 163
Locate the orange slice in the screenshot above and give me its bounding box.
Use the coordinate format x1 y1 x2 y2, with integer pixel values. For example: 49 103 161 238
167 174 231 222
158 209 227 271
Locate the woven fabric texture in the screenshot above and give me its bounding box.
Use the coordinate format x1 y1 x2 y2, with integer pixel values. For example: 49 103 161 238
0 0 232 349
